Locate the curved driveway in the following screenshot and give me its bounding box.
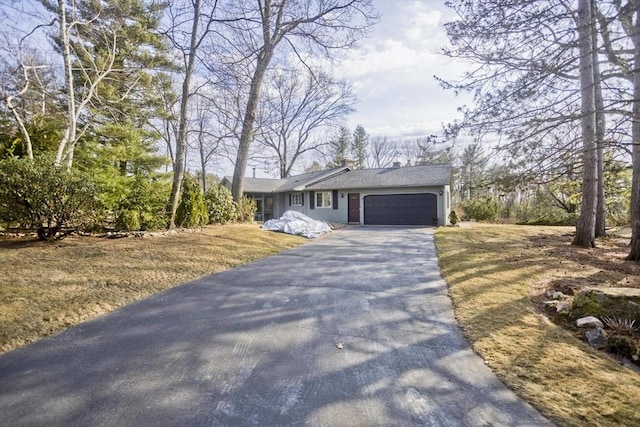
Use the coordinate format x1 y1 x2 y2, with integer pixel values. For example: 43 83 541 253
0 227 553 426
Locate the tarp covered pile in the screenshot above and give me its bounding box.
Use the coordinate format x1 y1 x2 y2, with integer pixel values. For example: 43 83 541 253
261 210 331 239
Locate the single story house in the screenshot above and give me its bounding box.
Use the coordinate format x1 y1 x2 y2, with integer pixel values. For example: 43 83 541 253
221 163 452 226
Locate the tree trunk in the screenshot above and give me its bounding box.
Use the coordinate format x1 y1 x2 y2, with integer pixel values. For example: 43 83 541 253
593 0 606 238
573 0 598 248
55 0 77 169
231 50 273 214
198 127 207 193
627 1 640 260
6 95 34 161
280 148 289 178
167 0 201 229
228 0 375 209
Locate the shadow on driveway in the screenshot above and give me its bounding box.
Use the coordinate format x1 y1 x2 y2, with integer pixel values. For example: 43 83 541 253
0 227 553 426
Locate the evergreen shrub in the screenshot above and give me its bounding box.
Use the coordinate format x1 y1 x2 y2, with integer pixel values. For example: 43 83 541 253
0 156 100 240
176 174 208 228
514 190 578 226
236 196 257 223
204 185 237 224
115 175 170 231
461 197 500 222
116 209 141 231
448 210 460 225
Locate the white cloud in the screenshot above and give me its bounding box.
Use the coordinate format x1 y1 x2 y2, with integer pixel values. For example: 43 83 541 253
413 10 443 28
332 0 472 139
405 10 443 42
336 39 420 78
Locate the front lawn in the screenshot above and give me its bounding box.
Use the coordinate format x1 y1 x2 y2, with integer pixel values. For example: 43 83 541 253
435 224 640 427
0 224 305 353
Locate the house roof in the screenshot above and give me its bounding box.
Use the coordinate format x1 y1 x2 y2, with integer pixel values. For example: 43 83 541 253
224 167 349 193
306 163 452 190
233 177 282 193
276 167 348 191
224 163 451 193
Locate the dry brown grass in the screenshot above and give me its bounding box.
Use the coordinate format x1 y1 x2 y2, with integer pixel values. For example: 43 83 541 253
0 224 305 353
435 224 640 427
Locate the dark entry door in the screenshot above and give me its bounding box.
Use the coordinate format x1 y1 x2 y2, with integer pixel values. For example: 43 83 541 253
348 193 360 223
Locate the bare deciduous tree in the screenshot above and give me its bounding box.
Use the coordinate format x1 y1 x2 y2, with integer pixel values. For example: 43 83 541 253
162 0 232 228
190 94 233 192
227 0 377 210
255 68 355 177
367 136 396 168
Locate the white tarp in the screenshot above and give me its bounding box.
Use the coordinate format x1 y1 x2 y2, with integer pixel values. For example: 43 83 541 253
262 210 331 239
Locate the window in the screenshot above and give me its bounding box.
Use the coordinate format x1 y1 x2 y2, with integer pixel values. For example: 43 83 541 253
316 191 332 208
291 193 303 206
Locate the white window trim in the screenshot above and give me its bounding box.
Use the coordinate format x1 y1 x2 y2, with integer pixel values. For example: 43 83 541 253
316 191 332 208
291 193 303 206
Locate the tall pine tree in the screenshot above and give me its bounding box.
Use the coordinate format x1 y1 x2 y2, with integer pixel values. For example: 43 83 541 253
327 126 351 168
69 0 176 221
351 124 369 169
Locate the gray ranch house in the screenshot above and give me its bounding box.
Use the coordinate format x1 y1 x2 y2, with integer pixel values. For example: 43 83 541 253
222 163 452 226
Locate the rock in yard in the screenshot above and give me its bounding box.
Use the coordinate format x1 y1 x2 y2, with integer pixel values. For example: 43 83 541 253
552 291 566 300
576 316 603 328
556 301 570 313
570 287 640 322
585 327 608 349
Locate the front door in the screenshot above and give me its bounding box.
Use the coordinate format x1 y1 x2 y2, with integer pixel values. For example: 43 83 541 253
348 193 360 223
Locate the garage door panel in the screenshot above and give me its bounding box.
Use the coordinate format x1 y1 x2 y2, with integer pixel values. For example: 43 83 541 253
364 194 437 225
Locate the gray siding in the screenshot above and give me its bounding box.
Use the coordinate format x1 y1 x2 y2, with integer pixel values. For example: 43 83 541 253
350 187 448 226
306 190 348 223
275 193 287 218
271 185 451 226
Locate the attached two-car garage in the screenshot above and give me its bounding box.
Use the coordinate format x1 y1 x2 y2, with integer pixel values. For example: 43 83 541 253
363 193 438 226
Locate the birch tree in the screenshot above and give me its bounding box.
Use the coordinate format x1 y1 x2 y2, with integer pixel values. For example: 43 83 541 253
1 3 57 159
38 0 120 169
2 61 47 161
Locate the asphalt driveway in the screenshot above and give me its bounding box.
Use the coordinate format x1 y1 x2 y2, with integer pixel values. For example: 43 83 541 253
0 227 553 426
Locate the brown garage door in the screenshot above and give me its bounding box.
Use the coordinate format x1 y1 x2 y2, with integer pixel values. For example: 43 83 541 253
364 194 437 225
